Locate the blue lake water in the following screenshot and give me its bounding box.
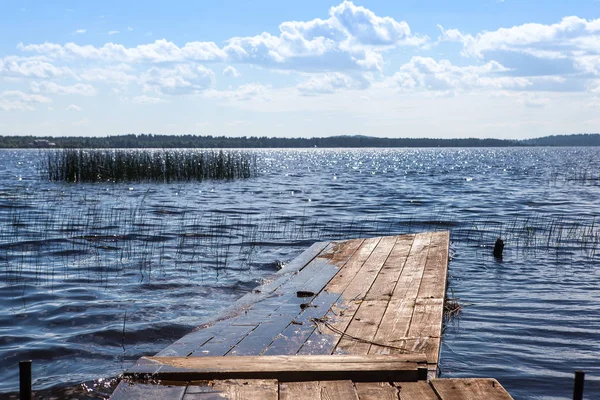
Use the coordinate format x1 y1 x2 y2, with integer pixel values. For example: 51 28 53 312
0 147 598 399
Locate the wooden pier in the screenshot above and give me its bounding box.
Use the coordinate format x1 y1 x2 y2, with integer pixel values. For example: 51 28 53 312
110 231 513 399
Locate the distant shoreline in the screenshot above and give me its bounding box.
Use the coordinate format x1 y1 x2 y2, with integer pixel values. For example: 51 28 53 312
1 133 599 148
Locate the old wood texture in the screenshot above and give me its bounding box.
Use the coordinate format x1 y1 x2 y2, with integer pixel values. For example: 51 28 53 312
126 354 425 382
111 378 513 400
110 232 512 399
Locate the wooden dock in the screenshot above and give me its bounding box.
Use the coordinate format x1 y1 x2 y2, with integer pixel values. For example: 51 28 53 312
110 232 514 399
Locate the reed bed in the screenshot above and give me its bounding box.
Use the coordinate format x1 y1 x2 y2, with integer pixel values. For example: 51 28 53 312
1 186 598 288
43 149 256 183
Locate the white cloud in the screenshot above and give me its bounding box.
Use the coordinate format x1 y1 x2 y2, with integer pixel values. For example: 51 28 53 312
73 29 86 35
31 81 97 96
78 64 137 85
128 27 134 32
140 64 215 95
18 2 424 72
439 16 600 66
205 83 270 102
66 104 82 111
391 56 531 93
0 56 74 79
223 65 240 78
297 72 370 95
0 90 52 111
18 39 226 63
108 30 120 35
131 95 166 104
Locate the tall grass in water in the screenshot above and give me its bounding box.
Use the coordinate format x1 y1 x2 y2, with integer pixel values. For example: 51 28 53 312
44 149 256 183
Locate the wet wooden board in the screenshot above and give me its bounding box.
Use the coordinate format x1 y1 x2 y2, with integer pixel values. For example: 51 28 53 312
299 236 412 355
126 354 426 382
430 378 514 400
280 380 360 400
110 378 513 400
184 379 278 400
110 380 186 400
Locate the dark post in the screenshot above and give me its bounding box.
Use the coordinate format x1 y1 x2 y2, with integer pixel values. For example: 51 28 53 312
493 237 504 260
573 370 585 400
19 360 32 400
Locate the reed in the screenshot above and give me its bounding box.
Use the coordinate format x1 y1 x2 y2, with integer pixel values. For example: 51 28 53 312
43 149 256 183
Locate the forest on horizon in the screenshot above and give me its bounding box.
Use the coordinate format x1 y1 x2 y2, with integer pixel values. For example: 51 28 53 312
1 133 599 149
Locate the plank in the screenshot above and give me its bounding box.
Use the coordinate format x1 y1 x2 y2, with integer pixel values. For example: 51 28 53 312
325 237 382 294
354 382 398 400
334 299 388 355
368 299 415 355
126 354 423 382
263 238 381 356
227 239 364 356
396 381 440 400
157 242 333 357
109 380 186 400
323 233 431 357
280 380 359 400
389 232 432 301
186 240 359 357
335 236 408 355
430 378 514 400
416 231 450 300
275 241 331 276
189 324 259 356
363 234 414 301
262 291 340 356
183 379 278 400
299 236 398 355
407 298 444 339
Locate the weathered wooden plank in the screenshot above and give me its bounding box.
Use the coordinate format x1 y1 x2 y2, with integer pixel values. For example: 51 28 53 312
416 231 449 300
389 232 432 301
363 234 414 301
335 236 407 355
126 354 423 382
263 238 381 356
227 317 297 356
226 239 364 356
275 241 331 276
400 337 441 365
334 299 388 355
325 237 382 294
190 324 258 356
157 242 334 357
109 380 186 400
183 379 278 400
406 298 444 339
430 378 514 400
280 380 359 400
368 299 415 355
262 291 340 356
299 236 398 355
354 382 398 400
185 241 357 357
396 381 440 399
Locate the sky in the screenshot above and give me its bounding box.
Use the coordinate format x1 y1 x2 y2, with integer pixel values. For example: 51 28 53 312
1 1 599 139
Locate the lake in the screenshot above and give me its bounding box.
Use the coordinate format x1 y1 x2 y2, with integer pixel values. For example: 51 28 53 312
0 147 598 399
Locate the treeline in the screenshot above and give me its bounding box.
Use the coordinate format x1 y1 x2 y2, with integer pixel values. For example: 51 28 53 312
0 133 599 149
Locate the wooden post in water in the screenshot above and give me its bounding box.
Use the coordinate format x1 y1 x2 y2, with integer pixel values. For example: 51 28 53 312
573 370 585 400
19 360 32 400
493 237 504 260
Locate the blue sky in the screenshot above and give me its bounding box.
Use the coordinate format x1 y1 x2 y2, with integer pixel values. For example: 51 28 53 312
1 1 599 138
